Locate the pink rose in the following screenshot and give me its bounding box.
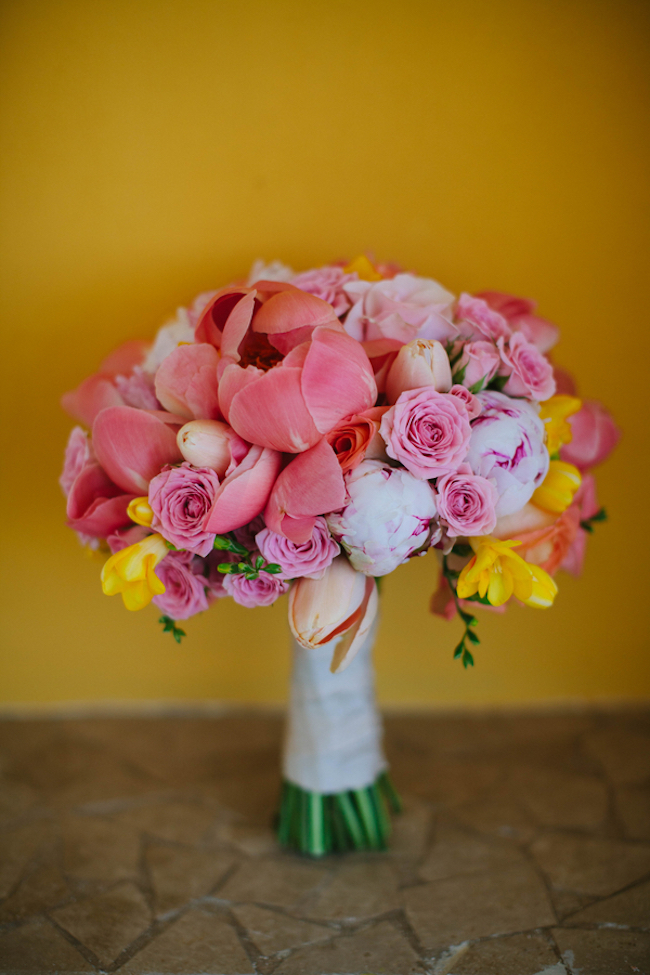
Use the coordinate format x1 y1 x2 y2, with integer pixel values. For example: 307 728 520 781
255 517 340 579
560 400 620 471
148 462 219 556
60 427 94 496
455 294 511 342
291 266 357 316
448 384 482 420
436 464 498 537
456 341 501 391
498 333 556 401
223 572 289 608
343 274 457 345
476 291 559 353
380 387 471 479
153 551 211 620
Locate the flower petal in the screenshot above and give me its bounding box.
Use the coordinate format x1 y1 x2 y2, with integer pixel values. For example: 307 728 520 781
194 287 254 349
227 366 321 453
253 287 339 335
154 343 221 420
264 439 346 543
66 463 135 536
301 327 378 435
93 406 182 494
204 444 282 533
61 374 125 428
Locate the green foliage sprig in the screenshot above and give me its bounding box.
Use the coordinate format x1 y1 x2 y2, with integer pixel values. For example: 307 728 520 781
159 615 186 643
213 533 282 581
580 507 607 533
441 551 479 668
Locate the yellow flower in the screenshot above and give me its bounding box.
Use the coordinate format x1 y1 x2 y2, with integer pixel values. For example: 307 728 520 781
539 395 582 456
127 497 154 527
532 460 582 514
101 534 168 611
457 536 557 609
343 254 383 281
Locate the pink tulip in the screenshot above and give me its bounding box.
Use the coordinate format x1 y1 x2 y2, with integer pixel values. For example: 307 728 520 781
264 438 347 543
93 406 183 494
61 374 126 428
560 400 621 471
476 291 559 353
385 339 452 403
66 462 135 537
177 419 248 477
288 556 378 673
204 443 282 534
154 343 221 420
220 326 377 454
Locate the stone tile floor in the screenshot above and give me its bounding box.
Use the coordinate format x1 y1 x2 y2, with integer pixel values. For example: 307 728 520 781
0 708 649 974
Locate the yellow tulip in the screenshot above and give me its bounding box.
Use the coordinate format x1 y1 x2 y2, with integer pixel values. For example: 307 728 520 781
101 533 168 611
539 395 582 456
127 497 155 527
457 536 557 609
343 254 383 281
532 460 582 514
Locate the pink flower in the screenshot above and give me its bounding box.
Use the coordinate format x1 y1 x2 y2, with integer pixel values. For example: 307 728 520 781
436 464 498 537
560 400 621 471
561 474 600 575
385 339 452 403
291 266 357 316
498 333 556 401
92 407 183 494
223 571 289 607
106 525 149 553
148 462 219 556
455 294 511 342
456 341 501 391
153 552 211 619
343 273 457 345
476 291 559 353
325 406 389 473
66 463 135 538
114 367 160 411
60 427 94 496
255 517 339 579
204 443 282 535
233 515 266 552
380 387 471 479
154 343 221 420
264 438 347 543
448 384 482 420
61 340 150 427
177 419 249 477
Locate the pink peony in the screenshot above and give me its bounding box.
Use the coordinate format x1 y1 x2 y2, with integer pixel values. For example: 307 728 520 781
66 462 135 538
223 571 289 607
291 266 357 316
153 551 211 620
148 462 219 556
114 367 160 411
255 517 340 579
436 464 498 537
560 400 620 471
455 294 511 342
466 391 549 517
457 341 501 391
60 427 94 496
498 332 556 401
380 387 471 479
343 274 457 345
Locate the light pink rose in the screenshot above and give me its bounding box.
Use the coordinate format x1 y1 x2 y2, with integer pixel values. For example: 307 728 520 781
153 551 211 620
380 387 471 479
60 427 94 496
255 517 340 579
498 333 556 401
148 462 219 556
223 572 289 607
448 384 482 420
560 400 620 471
436 464 498 537
291 266 357 316
456 341 501 391
455 294 511 342
476 291 559 353
343 274 457 345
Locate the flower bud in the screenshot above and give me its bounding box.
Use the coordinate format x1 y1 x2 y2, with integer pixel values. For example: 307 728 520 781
127 497 154 527
385 339 452 404
177 419 248 478
532 460 582 514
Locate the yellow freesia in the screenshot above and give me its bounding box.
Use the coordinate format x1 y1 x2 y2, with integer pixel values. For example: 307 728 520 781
457 536 557 609
539 395 582 456
343 254 383 281
127 496 155 527
532 460 582 514
101 533 168 611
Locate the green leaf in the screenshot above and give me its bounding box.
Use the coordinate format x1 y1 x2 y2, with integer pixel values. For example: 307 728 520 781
453 639 465 660
462 648 474 668
452 543 472 558
163 540 177 550
452 363 467 385
217 562 242 574
255 555 264 569
158 616 186 643
467 375 487 394
465 591 492 605
466 628 480 645
213 534 249 556
488 374 508 392
262 562 282 575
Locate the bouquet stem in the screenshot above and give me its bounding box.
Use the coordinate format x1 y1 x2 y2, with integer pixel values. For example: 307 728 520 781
278 623 401 856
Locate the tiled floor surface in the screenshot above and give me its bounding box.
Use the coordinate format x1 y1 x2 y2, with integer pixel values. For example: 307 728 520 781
0 708 649 974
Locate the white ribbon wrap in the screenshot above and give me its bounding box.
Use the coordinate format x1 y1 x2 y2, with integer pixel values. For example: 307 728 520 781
282 623 387 794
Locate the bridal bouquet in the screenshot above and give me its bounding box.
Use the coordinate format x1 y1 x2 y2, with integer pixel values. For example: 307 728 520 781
60 255 619 854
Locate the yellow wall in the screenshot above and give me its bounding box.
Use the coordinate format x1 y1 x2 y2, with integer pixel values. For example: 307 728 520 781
1 0 648 707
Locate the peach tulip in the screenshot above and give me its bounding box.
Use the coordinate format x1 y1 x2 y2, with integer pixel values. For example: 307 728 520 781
289 556 378 673
177 419 248 477
385 339 452 403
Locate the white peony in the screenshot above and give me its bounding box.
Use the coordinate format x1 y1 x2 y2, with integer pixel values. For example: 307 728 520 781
326 460 439 577
142 307 195 374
